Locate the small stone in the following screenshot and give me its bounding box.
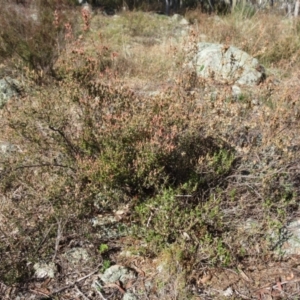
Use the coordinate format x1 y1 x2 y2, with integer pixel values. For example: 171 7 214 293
223 286 233 297
232 85 241 97
0 141 15 156
33 262 56 279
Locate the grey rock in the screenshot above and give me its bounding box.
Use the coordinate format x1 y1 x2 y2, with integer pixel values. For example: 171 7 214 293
213 15 223 23
240 217 300 258
81 3 93 15
123 292 138 300
231 85 242 98
64 247 90 265
0 141 15 156
33 262 56 278
180 29 188 37
156 261 167 273
274 219 300 256
92 192 129 238
179 18 189 26
190 43 265 86
0 141 14 172
223 286 234 297
171 14 189 26
100 265 136 285
0 77 21 108
119 250 133 257
91 215 117 227
30 8 38 22
91 214 129 239
171 13 183 22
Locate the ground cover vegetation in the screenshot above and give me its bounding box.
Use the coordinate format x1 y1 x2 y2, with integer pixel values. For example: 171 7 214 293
1 0 300 298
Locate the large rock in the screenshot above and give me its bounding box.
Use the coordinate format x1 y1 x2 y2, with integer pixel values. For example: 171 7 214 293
190 43 265 86
238 217 300 258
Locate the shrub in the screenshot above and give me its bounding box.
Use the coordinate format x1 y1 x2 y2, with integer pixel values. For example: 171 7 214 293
1 10 300 297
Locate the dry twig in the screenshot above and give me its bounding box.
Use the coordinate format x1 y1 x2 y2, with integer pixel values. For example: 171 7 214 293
49 264 102 296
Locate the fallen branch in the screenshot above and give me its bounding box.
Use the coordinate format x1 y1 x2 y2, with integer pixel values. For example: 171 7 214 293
75 284 90 300
49 264 101 296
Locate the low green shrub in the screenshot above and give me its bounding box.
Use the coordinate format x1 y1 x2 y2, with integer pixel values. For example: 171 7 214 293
133 186 232 266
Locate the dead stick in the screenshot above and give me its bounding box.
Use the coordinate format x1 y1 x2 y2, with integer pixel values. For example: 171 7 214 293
75 284 90 300
49 264 101 296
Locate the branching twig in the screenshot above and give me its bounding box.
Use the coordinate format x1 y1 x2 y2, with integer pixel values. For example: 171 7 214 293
94 281 108 300
52 218 62 262
0 163 76 179
146 212 153 228
15 163 76 172
96 290 108 300
49 125 81 158
29 288 51 298
253 278 300 294
75 284 90 300
49 264 101 296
